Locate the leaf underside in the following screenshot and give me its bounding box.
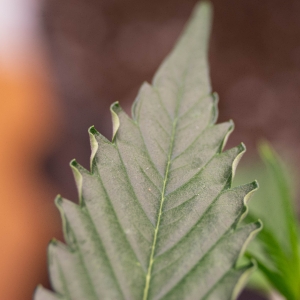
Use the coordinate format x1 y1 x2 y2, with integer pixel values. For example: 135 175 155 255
35 2 261 300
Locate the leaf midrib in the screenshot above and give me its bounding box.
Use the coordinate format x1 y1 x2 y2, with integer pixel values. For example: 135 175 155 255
142 114 178 300
142 61 190 299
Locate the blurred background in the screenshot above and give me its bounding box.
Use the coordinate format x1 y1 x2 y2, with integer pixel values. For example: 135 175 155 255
1 0 300 299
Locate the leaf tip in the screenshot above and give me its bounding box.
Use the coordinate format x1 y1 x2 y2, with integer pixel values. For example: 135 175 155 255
194 0 213 18
231 260 257 300
219 119 234 151
239 142 246 153
191 1 213 43
88 126 99 171
70 163 83 203
70 159 89 175
70 158 78 168
245 180 259 202
210 92 219 124
33 285 42 300
132 82 150 121
88 125 98 135
234 181 259 226
34 284 61 300
236 221 263 270
228 119 235 129
256 219 263 230
110 101 121 141
50 238 58 246
54 195 63 206
110 101 121 111
231 143 246 181
252 179 259 190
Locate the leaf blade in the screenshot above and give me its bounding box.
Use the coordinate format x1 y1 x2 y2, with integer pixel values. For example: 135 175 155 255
35 2 261 300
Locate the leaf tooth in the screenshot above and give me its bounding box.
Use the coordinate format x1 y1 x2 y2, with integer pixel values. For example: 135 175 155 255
88 125 112 146
110 101 122 141
34 285 63 300
131 84 143 122
70 159 90 205
88 126 115 174
209 92 219 125
111 99 147 147
237 220 263 262
235 180 259 227
110 101 140 139
70 159 89 174
88 126 99 172
132 82 150 122
203 260 256 300
229 260 257 300
219 119 234 152
48 239 75 297
228 142 246 186
55 196 78 249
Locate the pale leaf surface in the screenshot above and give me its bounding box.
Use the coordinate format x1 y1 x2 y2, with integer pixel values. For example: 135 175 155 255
35 3 261 300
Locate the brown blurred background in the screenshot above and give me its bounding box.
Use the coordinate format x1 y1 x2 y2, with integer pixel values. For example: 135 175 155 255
1 0 300 299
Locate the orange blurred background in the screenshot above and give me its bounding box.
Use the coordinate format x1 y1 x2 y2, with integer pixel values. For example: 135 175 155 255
0 0 62 298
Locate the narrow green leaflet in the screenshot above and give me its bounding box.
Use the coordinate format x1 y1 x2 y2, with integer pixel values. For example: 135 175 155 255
236 142 300 300
35 2 261 300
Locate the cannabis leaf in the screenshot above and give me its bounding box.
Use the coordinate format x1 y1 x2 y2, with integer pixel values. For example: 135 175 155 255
236 142 300 300
35 2 261 300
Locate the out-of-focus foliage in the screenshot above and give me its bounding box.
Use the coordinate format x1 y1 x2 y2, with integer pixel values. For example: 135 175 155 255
235 142 300 300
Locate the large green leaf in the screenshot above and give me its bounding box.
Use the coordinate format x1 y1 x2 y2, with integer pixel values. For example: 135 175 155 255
235 141 300 300
35 2 261 300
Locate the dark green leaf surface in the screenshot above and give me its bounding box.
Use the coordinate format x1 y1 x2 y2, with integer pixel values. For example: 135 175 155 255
35 3 261 300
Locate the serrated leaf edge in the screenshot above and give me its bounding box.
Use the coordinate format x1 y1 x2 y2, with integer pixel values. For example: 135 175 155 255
64 121 262 300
